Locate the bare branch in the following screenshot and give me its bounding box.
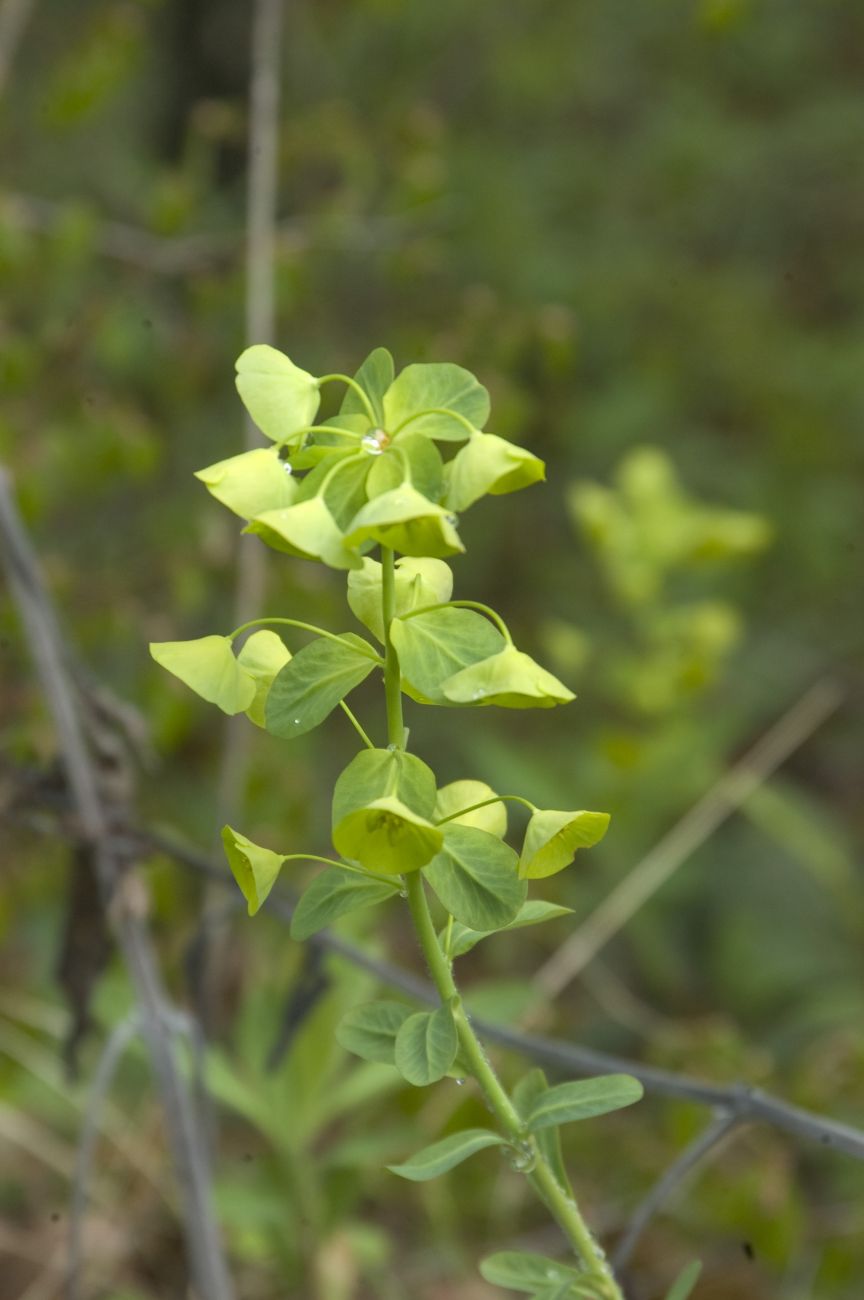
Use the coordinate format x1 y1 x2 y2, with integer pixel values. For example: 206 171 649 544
0 467 235 1300
534 678 843 1000
612 1111 741 1270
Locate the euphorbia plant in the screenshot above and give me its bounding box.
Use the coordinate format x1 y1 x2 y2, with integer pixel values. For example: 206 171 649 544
151 344 646 1300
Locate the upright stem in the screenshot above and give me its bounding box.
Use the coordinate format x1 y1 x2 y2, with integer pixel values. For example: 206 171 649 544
380 548 623 1299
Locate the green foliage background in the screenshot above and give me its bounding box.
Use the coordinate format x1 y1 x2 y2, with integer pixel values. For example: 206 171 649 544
1 1 862 1297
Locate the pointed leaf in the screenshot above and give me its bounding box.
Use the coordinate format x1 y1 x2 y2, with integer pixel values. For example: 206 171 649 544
387 1128 506 1181
383 362 490 440
519 810 611 880
335 1000 413 1064
339 347 394 425
390 607 505 705
479 1252 584 1294
445 431 545 512
526 1075 644 1132
246 495 362 570
348 556 453 642
344 484 464 558
265 633 377 739
513 1069 571 1194
424 824 525 931
665 1260 702 1300
442 645 574 709
367 432 444 502
194 447 298 518
235 630 291 727
447 901 573 958
290 867 398 941
149 635 256 715
434 779 507 836
331 747 441 874
221 825 286 915
394 1004 458 1086
235 344 320 443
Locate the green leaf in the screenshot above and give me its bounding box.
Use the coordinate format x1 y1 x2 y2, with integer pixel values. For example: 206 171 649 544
442 645 575 709
387 1128 506 1181
347 556 453 642
221 825 286 915
447 901 573 958
235 630 291 727
331 748 442 874
335 1000 413 1064
394 1003 458 1085
478 1252 584 1294
665 1260 702 1300
367 432 445 502
344 484 464 558
383 362 490 441
525 1075 644 1132
194 447 298 519
235 344 320 443
290 867 398 941
339 347 394 425
246 495 362 570
424 824 525 931
149 635 256 715
445 431 545 512
513 1069 571 1194
295 450 371 528
434 779 507 836
390 607 505 705
519 810 611 880
265 633 377 739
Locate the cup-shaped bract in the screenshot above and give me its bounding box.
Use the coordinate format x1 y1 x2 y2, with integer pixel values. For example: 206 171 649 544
235 630 292 727
194 447 298 519
347 556 454 642
235 344 320 444
221 825 287 914
246 496 362 570
345 485 464 558
433 779 507 837
332 748 442 874
149 635 257 715
518 809 611 880
441 645 574 709
445 431 545 513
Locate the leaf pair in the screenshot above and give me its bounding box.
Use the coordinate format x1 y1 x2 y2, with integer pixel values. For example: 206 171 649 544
335 999 462 1087
149 630 289 722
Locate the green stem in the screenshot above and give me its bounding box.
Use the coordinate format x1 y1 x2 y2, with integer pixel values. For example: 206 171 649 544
434 794 536 826
339 700 375 750
229 617 383 664
381 547 405 748
380 562 622 1298
317 373 378 426
398 600 513 645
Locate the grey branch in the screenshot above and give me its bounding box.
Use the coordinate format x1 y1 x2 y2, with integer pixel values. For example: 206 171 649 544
0 467 235 1300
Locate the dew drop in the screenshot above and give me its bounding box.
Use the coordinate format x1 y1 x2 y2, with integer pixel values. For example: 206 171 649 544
446 514 458 525
454 1078 465 1087
293 718 301 725
471 689 483 701
362 428 389 455
282 461 293 475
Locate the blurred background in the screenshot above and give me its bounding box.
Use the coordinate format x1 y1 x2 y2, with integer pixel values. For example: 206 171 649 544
1 1 862 1297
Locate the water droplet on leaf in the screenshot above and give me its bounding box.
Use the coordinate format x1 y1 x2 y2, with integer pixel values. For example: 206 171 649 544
362 428 390 455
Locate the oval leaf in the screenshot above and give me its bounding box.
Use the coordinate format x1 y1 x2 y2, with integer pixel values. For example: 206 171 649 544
383 362 490 441
479 1251 584 1294
265 633 377 739
434 779 507 836
149 635 256 715
390 607 505 705
221 825 286 915
331 748 441 874
235 344 320 443
290 867 398 941
424 824 525 931
526 1075 644 1132
339 347 394 425
335 1000 413 1064
394 1004 458 1086
519 809 611 880
246 496 362 570
387 1128 506 1182
447 900 573 958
